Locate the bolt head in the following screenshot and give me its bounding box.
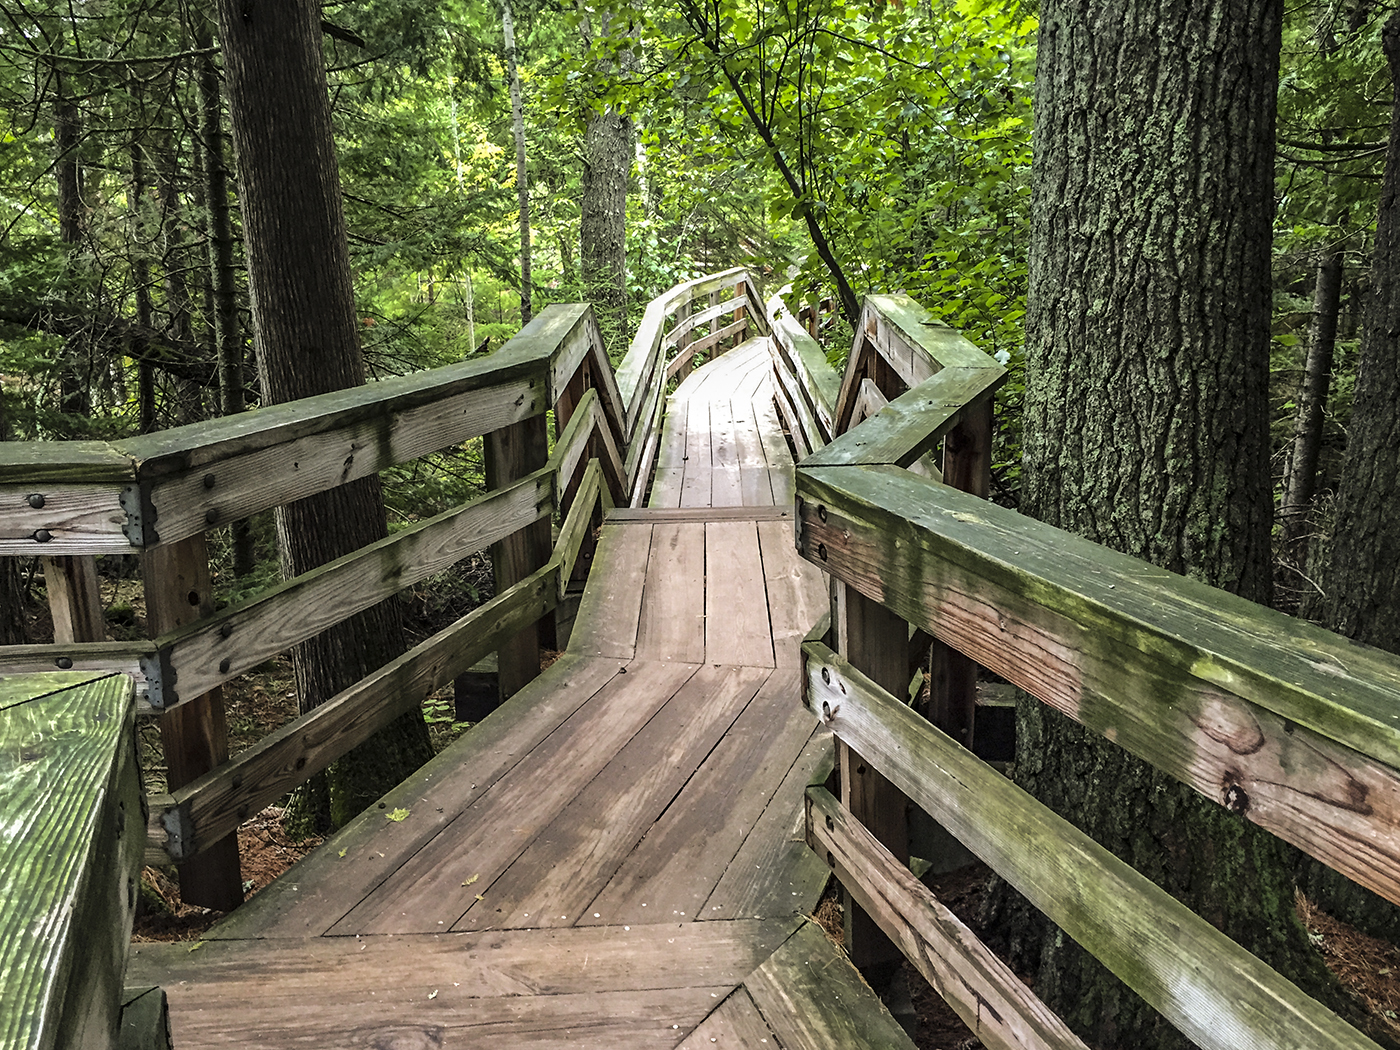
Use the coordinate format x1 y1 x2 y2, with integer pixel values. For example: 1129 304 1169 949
56 656 73 669
27 493 44 509
203 474 216 489
33 529 51 543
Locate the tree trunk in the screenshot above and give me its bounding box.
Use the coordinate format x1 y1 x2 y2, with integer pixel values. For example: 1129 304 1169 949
214 0 433 831
1296 10 1400 945
195 12 255 578
1279 246 1344 568
501 0 532 324
580 13 634 318
984 3 1359 1047
54 73 90 423
0 390 25 645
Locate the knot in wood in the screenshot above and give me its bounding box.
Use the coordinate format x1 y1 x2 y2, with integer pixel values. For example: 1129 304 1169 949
1223 781 1250 816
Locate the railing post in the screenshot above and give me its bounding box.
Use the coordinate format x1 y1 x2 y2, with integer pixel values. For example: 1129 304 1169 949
486 414 552 699
831 578 909 982
144 533 244 911
675 299 695 382
43 555 105 643
921 399 993 749
735 279 747 339
708 286 723 354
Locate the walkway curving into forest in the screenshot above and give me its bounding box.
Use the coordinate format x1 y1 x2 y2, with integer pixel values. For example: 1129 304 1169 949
125 334 917 1049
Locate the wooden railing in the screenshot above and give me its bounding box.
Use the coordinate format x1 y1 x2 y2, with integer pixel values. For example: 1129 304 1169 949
0 270 765 902
772 292 1400 1050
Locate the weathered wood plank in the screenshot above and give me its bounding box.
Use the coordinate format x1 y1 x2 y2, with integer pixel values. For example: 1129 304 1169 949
146 562 563 865
453 663 769 930
649 395 688 509
806 786 1090 1050
803 365 1004 469
609 506 793 523
754 396 796 506
635 522 707 663
0 673 143 1050
149 469 552 709
586 669 812 925
0 439 132 486
554 459 612 599
678 988 784 1050
128 919 798 999
705 521 774 667
731 396 775 507
680 398 713 508
796 464 1400 908
768 295 838 439
744 921 917 1050
769 345 824 455
0 486 132 555
210 653 625 938
803 640 1385 1050
0 640 149 680
567 523 653 659
757 519 827 669
333 659 699 934
703 727 833 920
42 554 105 644
117 987 171 1050
709 400 746 508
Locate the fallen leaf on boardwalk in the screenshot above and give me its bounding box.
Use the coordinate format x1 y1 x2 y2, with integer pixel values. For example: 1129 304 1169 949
428 990 438 1000
475 894 485 901
187 941 205 952
385 808 410 822
338 848 347 858
462 873 479 887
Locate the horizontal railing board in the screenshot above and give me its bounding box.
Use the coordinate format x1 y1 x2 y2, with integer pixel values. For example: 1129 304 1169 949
805 786 1090 1050
555 460 611 598
550 389 625 504
676 317 749 365
0 640 150 680
139 374 543 551
804 366 1005 469
662 294 748 349
148 561 563 864
769 344 823 454
795 464 1400 906
147 469 554 710
0 440 135 486
801 640 1384 1050
0 485 133 555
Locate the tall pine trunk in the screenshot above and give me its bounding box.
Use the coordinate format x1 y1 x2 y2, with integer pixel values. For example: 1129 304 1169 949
984 3 1361 1046
580 12 634 319
1278 246 1344 573
501 0 532 324
214 0 433 831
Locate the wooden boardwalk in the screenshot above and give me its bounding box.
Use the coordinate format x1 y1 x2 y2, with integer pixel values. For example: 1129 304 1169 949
127 337 917 1049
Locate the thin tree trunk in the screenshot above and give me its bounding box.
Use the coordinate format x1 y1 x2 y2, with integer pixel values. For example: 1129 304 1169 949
579 10 634 318
501 0 531 324
215 0 433 831
195 14 255 578
1279 246 1344 563
128 123 159 434
54 73 90 422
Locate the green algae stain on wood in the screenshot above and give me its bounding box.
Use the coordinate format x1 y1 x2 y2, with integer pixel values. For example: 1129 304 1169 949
0 671 142 1050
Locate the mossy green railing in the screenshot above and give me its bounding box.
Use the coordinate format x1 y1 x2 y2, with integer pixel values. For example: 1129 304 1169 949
771 292 1400 1050
0 270 766 896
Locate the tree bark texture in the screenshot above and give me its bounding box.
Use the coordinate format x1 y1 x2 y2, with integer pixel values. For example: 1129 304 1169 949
580 16 634 316
54 73 90 421
502 0 532 324
215 0 432 829
1279 246 1344 562
1294 11 1400 947
0 390 25 645
989 4 1359 1047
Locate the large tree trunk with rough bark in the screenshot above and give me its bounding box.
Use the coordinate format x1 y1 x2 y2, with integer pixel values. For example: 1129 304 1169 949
1297 9 1400 945
214 0 433 831
983 3 1356 1047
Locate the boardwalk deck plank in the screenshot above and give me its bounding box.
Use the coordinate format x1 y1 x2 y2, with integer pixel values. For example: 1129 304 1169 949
745 923 918 1049
649 396 688 508
678 988 786 1050
635 522 707 663
705 520 774 668
331 660 699 934
703 730 832 921
215 654 626 939
681 398 713 507
710 400 745 508
583 671 813 926
453 663 770 931
757 520 828 668
569 523 654 659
